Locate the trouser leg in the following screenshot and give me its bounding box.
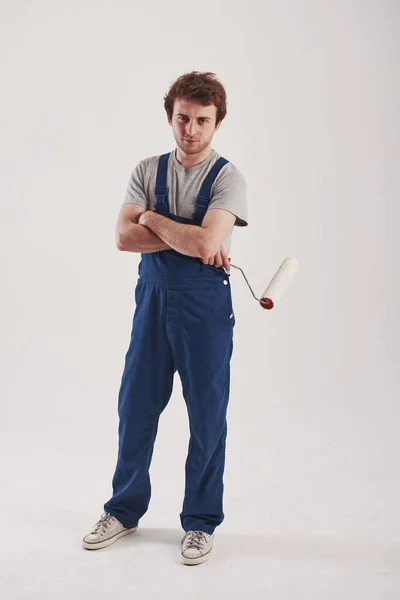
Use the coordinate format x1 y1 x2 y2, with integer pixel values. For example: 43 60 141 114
104 283 175 528
168 285 235 535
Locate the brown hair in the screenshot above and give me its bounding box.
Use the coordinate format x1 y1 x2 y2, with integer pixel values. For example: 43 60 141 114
163 71 227 126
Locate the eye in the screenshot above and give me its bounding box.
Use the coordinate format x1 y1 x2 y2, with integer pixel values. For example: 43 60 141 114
177 116 208 123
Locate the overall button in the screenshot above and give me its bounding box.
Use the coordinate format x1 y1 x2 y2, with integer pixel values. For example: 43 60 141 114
229 314 233 319
223 280 228 285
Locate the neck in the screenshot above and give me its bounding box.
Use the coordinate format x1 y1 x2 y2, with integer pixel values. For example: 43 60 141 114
175 145 213 169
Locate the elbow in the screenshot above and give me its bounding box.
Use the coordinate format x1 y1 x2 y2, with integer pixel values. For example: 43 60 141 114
198 235 219 261
116 232 127 251
116 223 141 252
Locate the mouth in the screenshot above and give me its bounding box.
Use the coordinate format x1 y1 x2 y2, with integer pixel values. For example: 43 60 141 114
183 139 198 143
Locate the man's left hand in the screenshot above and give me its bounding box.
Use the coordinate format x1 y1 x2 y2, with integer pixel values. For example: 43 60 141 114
203 245 230 271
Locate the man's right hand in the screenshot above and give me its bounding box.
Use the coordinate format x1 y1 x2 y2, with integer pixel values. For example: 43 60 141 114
202 245 230 272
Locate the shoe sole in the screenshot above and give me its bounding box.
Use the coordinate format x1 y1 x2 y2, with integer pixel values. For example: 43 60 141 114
82 526 138 550
180 547 213 565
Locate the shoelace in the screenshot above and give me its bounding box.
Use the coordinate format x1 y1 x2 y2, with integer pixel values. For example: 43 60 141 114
182 530 208 551
91 512 115 537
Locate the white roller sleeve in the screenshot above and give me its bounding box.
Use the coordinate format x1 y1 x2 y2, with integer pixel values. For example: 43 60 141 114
260 257 299 309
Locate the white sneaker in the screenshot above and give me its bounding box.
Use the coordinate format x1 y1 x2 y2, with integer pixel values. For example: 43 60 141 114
180 530 214 565
82 512 137 550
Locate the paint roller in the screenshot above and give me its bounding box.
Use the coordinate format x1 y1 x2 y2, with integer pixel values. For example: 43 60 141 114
228 257 299 310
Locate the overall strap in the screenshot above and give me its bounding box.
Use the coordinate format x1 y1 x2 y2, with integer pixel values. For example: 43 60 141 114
154 152 171 216
193 156 229 221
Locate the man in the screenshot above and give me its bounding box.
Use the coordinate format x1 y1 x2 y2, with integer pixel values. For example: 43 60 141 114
82 71 248 565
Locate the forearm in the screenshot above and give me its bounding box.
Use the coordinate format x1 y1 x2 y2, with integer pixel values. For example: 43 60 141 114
142 211 211 259
117 222 172 253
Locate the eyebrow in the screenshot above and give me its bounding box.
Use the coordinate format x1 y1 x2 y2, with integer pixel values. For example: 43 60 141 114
176 113 211 120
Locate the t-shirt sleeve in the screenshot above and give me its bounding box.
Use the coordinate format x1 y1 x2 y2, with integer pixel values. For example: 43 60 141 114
122 159 148 209
208 164 248 226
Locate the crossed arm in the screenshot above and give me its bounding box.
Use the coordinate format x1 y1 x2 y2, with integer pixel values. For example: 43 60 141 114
116 203 235 265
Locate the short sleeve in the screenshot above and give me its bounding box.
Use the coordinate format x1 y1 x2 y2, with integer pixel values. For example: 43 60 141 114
123 159 148 209
208 163 248 226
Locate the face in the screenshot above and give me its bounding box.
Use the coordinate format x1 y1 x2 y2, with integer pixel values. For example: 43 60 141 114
167 97 221 155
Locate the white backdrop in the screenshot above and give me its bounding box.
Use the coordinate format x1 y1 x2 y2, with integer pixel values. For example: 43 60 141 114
1 1 399 598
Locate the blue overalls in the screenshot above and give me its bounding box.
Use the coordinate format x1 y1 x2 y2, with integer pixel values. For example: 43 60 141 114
104 152 236 535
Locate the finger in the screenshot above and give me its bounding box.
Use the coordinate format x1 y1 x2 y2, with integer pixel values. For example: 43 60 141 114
214 251 223 268
220 247 230 271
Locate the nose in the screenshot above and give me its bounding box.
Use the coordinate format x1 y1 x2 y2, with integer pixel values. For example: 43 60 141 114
186 120 198 137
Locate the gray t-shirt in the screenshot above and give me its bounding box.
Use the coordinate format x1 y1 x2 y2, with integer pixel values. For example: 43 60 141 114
123 148 248 255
